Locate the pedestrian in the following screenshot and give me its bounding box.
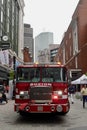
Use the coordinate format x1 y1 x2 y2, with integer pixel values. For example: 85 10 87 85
1 91 8 103
80 84 84 101
6 85 9 93
81 84 87 108
3 83 6 93
68 84 76 104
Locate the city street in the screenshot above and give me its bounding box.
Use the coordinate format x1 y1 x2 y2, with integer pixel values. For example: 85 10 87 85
0 97 87 130
0 1 87 130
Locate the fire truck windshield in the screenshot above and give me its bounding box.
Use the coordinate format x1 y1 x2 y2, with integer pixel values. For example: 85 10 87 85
16 67 67 83
42 67 66 82
17 67 40 82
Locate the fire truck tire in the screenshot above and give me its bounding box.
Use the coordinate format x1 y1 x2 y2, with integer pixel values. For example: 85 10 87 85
55 110 69 116
19 111 28 117
59 111 69 115
59 106 70 115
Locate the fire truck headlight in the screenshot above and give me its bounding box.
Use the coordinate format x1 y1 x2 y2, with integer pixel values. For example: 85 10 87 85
58 91 62 96
54 90 63 96
20 91 29 99
20 91 24 95
20 91 25 98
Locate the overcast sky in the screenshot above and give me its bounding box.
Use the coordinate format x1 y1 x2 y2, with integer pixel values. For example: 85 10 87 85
24 0 79 44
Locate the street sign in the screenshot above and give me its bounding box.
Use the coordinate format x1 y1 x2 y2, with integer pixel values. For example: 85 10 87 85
0 42 10 50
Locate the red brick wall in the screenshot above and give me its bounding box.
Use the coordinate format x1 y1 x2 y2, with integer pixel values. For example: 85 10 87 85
55 0 87 74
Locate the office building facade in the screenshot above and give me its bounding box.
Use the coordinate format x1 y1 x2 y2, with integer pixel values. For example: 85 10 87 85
24 24 34 62
0 0 24 59
35 32 54 62
0 0 24 83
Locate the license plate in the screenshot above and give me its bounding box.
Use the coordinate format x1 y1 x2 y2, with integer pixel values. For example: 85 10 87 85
37 106 43 111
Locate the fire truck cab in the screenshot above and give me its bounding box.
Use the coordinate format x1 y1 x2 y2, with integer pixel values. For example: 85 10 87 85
14 62 70 116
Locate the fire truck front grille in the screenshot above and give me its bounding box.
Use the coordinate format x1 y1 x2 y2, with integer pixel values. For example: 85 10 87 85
29 86 52 103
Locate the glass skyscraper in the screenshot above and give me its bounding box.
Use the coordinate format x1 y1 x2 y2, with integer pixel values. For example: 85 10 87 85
35 32 54 62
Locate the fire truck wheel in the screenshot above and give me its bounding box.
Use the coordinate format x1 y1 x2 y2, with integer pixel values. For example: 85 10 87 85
56 107 70 115
59 111 69 115
19 111 28 117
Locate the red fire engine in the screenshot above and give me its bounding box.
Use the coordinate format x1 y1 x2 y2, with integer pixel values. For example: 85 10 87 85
14 62 70 116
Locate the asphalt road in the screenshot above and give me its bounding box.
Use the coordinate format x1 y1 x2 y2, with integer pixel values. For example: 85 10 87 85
0 97 87 130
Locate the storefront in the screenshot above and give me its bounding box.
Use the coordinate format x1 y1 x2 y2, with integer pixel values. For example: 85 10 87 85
0 65 9 85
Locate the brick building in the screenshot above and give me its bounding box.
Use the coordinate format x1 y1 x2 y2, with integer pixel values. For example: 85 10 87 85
23 47 32 62
54 0 87 80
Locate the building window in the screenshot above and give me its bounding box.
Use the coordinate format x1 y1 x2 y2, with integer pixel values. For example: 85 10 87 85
69 33 71 39
1 11 3 23
63 46 65 64
72 20 78 55
70 45 71 57
7 8 9 17
7 19 9 33
66 40 67 45
66 51 68 61
1 0 4 4
73 32 78 54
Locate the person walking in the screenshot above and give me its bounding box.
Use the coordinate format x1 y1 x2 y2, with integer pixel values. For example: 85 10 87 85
81 84 87 108
68 85 76 104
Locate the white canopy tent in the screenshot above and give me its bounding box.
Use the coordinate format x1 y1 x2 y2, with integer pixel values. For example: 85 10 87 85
71 74 87 84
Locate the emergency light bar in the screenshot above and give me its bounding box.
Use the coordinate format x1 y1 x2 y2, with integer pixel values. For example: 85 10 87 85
17 61 64 68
